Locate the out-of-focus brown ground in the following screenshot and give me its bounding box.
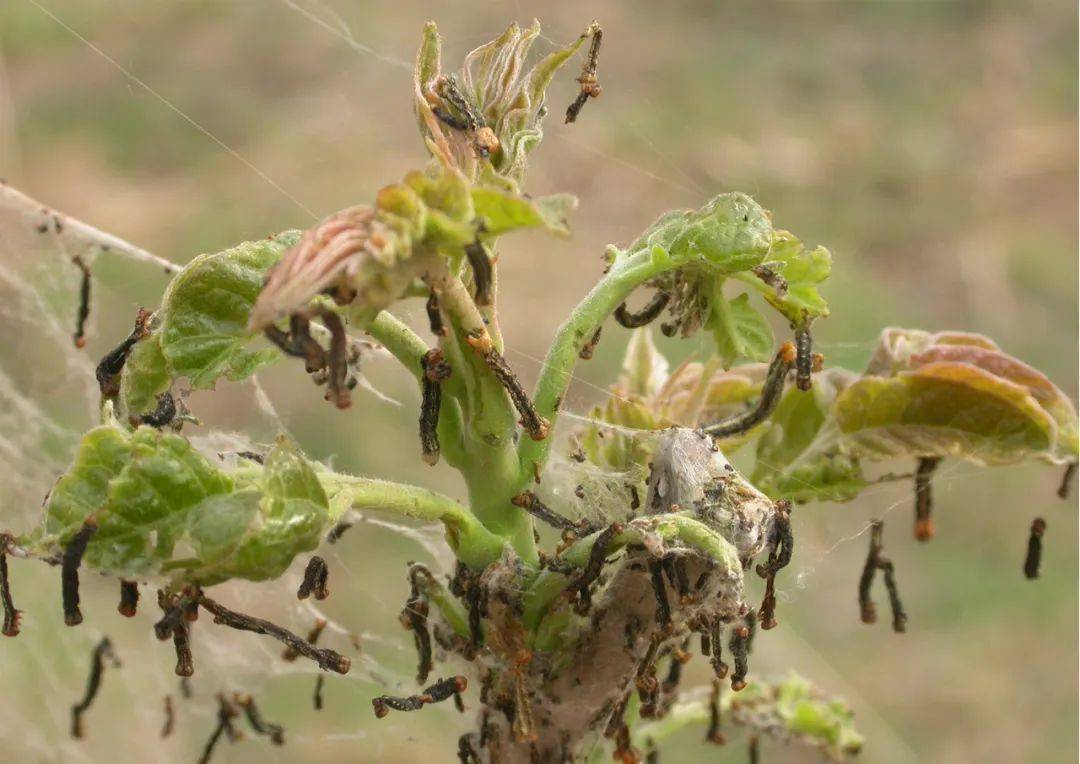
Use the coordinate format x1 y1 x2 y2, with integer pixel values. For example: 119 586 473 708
0 1 1075 762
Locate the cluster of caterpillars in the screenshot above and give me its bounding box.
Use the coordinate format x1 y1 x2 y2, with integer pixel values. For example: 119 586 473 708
263 309 357 410
0 539 349 746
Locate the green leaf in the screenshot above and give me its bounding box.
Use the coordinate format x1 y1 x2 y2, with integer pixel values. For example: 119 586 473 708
194 439 328 585
774 673 864 758
117 333 172 421
629 193 773 274
751 369 866 502
39 425 330 584
750 329 1077 504
759 229 832 324
160 231 300 388
470 187 576 237
708 291 775 367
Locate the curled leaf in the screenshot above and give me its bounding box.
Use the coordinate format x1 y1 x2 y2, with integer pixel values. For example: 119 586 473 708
752 328 1078 502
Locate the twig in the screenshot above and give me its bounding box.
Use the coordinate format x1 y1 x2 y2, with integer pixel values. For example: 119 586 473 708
70 637 120 738
0 181 181 274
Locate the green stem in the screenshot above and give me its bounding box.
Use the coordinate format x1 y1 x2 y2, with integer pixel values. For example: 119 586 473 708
365 309 468 470
516 248 671 485
439 274 538 565
320 473 506 569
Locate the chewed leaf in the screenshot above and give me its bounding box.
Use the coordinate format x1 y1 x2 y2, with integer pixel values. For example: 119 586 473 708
470 187 576 236
161 231 300 388
38 425 330 584
708 291 775 367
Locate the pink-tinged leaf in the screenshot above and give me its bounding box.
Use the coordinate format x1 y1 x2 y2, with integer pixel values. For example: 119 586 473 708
834 362 1059 465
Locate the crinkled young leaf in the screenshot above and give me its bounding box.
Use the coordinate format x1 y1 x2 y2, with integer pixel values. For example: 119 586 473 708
621 328 670 398
43 424 233 575
38 424 329 584
575 330 775 472
160 230 300 387
750 229 832 324
188 439 328 585
622 193 773 274
415 20 590 183
772 673 865 758
707 290 775 367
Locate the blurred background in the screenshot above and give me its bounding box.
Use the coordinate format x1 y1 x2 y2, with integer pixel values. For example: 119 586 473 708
0 0 1076 762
